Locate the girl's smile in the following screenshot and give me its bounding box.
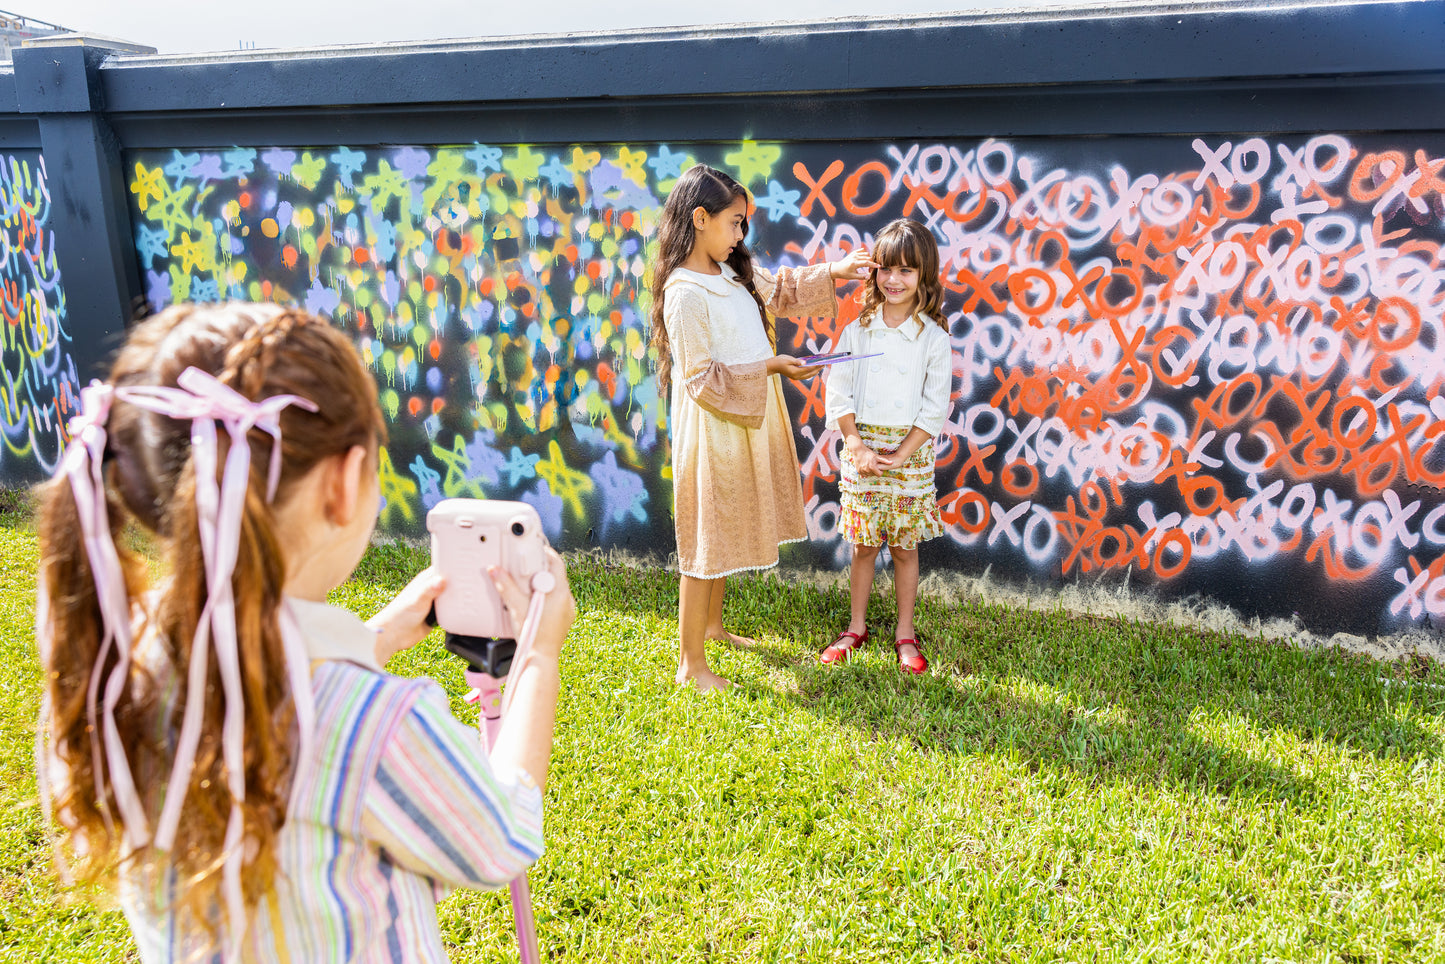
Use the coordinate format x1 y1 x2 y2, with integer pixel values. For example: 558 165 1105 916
875 265 920 318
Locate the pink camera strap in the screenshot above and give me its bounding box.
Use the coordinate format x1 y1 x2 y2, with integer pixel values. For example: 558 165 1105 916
464 568 554 964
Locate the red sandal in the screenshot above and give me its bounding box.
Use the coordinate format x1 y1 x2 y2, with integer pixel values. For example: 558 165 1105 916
894 637 928 675
820 629 869 665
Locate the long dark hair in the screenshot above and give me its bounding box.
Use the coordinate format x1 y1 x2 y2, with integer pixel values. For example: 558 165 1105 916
649 165 772 393
859 218 947 330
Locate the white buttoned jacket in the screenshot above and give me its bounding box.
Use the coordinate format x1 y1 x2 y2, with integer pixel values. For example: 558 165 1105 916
823 310 953 437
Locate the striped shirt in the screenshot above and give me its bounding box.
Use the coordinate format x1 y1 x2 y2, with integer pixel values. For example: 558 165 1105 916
119 597 545 963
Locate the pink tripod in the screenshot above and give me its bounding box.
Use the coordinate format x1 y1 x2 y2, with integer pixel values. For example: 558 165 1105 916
465 671 541 964
458 568 555 964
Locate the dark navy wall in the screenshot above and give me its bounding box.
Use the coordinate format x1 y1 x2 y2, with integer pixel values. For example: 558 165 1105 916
10 2 1445 639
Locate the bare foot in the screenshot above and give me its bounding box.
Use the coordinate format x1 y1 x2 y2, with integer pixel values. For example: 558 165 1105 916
676 666 733 692
706 629 759 650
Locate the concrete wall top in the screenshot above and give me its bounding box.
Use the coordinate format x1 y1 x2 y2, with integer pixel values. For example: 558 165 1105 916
80 1 1445 112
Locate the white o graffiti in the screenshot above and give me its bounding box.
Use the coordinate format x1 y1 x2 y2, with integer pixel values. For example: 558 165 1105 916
1023 504 1059 563
1231 138 1272 185
1305 134 1353 183
1183 514 1223 560
1303 214 1356 254
976 139 1015 186
963 402 1006 446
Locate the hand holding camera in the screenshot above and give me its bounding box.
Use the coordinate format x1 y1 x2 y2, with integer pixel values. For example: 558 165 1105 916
426 499 574 674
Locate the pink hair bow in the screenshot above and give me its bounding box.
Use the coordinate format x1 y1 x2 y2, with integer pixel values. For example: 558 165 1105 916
51 367 320 956
50 381 152 851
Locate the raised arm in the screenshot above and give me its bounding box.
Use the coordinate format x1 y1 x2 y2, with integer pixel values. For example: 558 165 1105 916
755 248 876 319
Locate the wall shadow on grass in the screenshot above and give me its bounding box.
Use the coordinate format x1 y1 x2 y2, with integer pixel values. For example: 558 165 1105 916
728 570 1443 804
380 550 1444 805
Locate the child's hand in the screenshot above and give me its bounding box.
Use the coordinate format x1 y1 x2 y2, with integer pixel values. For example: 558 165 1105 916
847 436 884 477
369 566 447 665
489 548 576 661
767 354 823 381
829 246 878 281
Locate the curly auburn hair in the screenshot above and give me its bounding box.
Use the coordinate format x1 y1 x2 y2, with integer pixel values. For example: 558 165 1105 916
37 303 384 945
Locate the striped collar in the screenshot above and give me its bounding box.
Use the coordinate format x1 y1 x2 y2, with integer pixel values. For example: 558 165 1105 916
284 596 381 670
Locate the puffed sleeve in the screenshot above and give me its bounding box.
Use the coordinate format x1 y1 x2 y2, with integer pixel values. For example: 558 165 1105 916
823 322 860 430
360 682 544 891
664 283 769 429
754 263 838 319
913 323 954 438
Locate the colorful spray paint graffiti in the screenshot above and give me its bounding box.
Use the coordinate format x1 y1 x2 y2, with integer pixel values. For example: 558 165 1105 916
0 151 74 487
126 136 1445 637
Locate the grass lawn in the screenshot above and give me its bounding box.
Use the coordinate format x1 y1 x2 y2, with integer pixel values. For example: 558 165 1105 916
3 511 1444 962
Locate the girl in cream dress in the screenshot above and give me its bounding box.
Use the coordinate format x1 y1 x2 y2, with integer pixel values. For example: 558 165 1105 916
649 165 874 691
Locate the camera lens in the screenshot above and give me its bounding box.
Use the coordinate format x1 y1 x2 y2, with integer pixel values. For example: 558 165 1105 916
511 521 525 536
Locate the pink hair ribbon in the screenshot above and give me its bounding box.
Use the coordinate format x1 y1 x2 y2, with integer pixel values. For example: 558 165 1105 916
54 380 152 851
53 367 319 955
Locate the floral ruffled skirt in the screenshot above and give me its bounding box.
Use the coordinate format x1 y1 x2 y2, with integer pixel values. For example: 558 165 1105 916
839 423 944 549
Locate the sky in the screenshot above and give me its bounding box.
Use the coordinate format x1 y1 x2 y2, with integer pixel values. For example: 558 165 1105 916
26 0 1077 55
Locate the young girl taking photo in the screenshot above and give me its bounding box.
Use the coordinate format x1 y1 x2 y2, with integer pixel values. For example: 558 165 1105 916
820 218 953 674
650 164 874 692
36 303 576 960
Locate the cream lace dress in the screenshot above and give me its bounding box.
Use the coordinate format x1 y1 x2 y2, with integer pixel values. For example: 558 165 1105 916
662 262 837 578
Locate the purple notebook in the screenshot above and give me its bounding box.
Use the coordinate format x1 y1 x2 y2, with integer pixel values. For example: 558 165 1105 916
798 352 882 366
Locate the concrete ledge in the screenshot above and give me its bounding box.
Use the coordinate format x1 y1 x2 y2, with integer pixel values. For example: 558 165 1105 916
86 1 1445 113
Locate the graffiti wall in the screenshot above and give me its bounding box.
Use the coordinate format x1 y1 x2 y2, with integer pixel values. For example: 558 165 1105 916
126 136 1445 638
0 150 75 487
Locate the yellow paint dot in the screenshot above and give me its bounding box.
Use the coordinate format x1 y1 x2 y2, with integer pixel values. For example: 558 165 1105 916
231 262 248 282
261 219 279 238
588 223 605 241
574 276 589 295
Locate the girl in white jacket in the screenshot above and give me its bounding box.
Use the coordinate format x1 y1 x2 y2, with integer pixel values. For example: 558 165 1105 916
821 219 953 674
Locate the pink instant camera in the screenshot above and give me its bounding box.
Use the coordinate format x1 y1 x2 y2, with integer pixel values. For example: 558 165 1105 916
427 499 549 641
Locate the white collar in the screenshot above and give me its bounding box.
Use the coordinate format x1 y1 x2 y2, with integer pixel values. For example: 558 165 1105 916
283 595 381 671
665 263 742 297
862 309 927 341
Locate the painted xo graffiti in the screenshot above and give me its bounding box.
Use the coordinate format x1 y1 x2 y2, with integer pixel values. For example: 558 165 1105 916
124 134 1445 637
